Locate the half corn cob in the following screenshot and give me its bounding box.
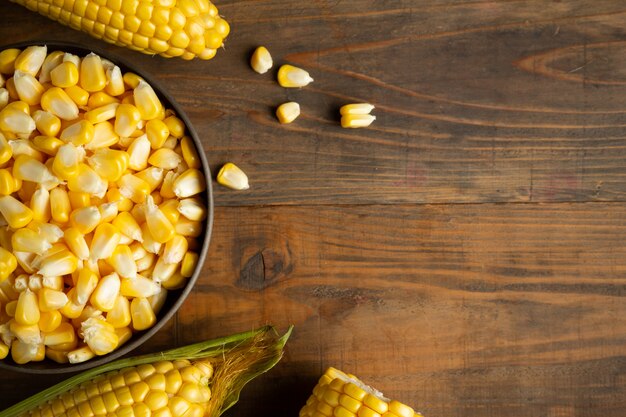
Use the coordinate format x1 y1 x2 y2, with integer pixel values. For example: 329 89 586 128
9 0 230 61
300 367 423 417
0 45 209 364
0 326 292 417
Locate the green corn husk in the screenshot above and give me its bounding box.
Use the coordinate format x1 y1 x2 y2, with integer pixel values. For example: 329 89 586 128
1 325 293 417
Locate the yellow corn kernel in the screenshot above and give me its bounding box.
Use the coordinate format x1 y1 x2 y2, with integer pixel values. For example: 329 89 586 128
134 80 162 120
68 190 91 210
64 85 89 107
42 321 75 347
341 114 376 129
145 118 170 149
87 120 120 150
87 148 129 182
174 168 207 197
49 187 71 223
180 251 198 278
88 91 119 108
62 120 96 147
41 86 79 120
50 61 79 88
12 227 52 255
180 136 200 169
38 50 65 84
68 163 108 197
81 316 119 355
0 133 13 165
67 346 96 364
84 102 120 124
117 173 151 204
276 101 301 124
120 274 161 299
159 171 178 199
64 227 90 261
108 245 137 279
11 340 43 364
159 198 181 225
161 271 186 290
163 115 185 138
14 45 47 77
0 194 33 229
136 167 165 193
127 134 151 170
90 272 121 312
69 206 102 234
80 53 107 92
0 169 16 195
5 78 18 101
148 148 182 170
90 223 122 261
51 142 81 180
32 110 61 138
39 309 62 333
145 195 175 243
112 211 143 242
0 48 20 74
162 234 188 264
15 289 40 326
339 103 375 116
0 105 36 136
13 154 57 184
114 103 142 137
175 217 202 237
105 64 125 96
38 247 78 277
216 162 249 191
106 295 131 328
250 46 273 74
107 187 133 212
13 70 45 105
130 297 156 331
278 64 314 88
136 252 156 272
32 135 64 156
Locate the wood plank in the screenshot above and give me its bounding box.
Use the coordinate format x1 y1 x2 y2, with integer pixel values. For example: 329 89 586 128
3 203 625 415
3 2 626 204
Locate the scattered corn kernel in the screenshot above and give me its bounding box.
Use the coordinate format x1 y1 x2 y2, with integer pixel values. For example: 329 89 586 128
340 103 376 128
277 64 314 88
250 46 273 74
217 163 249 191
276 102 300 124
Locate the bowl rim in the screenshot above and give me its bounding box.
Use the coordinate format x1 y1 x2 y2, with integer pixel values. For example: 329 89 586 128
0 40 214 374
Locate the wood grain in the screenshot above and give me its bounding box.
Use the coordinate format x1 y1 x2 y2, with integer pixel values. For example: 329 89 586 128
2 204 626 416
1 1 626 416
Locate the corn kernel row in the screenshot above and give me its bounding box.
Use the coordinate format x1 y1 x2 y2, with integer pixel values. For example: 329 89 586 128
0 45 206 364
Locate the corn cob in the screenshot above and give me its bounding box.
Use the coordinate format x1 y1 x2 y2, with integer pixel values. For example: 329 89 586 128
1 326 291 417
9 0 230 61
300 367 423 417
0 45 209 365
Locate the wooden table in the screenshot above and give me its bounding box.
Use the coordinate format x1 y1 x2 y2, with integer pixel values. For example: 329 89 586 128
2 1 626 416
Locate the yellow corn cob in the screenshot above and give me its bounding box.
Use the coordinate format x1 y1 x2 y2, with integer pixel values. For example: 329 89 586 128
300 368 423 417
2 327 290 417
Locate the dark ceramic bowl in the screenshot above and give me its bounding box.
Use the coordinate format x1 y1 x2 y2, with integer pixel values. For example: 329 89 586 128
0 41 213 374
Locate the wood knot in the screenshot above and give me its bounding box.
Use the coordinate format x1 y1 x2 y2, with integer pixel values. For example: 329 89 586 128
236 247 293 291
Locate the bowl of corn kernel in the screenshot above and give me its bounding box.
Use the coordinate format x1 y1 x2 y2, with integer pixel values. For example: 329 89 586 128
0 42 213 373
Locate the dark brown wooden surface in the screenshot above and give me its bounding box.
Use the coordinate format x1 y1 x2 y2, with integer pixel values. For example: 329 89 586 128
2 1 626 416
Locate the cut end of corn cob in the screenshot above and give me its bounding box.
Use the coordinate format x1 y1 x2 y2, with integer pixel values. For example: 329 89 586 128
276 102 301 124
251 46 273 74
10 0 230 61
300 367 423 417
216 162 249 191
277 64 314 88
0 45 209 365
